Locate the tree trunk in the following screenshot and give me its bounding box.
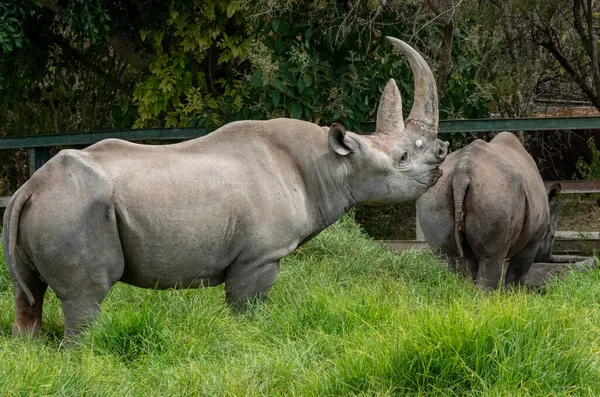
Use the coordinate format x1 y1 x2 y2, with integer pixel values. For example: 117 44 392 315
585 0 600 107
437 22 454 102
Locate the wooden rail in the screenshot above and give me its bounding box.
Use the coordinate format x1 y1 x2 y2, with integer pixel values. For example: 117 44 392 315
545 180 600 193
382 236 600 255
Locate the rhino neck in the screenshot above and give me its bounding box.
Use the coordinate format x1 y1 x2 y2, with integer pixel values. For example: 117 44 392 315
305 152 357 230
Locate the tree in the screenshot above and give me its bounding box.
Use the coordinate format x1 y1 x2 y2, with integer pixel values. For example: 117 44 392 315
478 0 600 112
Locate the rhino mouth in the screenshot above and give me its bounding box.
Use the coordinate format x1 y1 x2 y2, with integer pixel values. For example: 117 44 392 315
428 168 443 187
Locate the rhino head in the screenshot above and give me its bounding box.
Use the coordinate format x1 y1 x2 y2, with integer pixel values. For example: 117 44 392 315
535 183 562 262
328 37 449 203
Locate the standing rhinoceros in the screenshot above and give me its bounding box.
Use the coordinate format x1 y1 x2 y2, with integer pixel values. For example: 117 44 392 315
4 37 448 337
416 131 561 289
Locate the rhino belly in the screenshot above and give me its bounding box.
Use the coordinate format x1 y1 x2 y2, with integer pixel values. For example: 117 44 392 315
118 236 234 289
115 207 241 289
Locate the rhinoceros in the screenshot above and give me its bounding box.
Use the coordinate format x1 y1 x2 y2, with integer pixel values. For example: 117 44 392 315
3 37 448 337
416 131 561 289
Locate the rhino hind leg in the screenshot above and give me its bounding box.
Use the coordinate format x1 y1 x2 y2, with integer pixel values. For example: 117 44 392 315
453 257 478 281
224 260 280 311
504 242 539 287
12 270 48 337
476 256 506 289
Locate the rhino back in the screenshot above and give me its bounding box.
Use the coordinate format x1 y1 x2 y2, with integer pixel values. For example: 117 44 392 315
417 133 548 260
457 136 548 257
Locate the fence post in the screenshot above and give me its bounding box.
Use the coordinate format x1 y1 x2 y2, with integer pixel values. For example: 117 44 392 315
28 147 51 177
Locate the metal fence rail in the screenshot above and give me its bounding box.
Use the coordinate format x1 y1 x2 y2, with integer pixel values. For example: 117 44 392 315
5 115 600 151
2 115 599 177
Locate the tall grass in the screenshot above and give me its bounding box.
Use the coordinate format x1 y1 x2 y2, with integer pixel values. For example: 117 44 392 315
1 214 599 396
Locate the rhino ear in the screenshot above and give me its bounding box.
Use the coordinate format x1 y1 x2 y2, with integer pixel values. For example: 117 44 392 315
547 183 561 228
376 78 404 136
547 183 561 201
328 123 358 156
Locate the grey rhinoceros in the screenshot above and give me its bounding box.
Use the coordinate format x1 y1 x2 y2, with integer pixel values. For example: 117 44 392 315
4 37 448 337
416 131 561 289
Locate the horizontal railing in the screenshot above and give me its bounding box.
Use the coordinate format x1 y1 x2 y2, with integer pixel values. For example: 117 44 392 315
2 115 600 150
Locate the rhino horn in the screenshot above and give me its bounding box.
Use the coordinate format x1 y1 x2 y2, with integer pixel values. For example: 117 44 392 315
376 78 405 136
384 37 439 140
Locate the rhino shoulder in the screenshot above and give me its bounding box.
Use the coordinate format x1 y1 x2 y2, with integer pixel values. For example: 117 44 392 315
85 138 145 153
490 131 522 147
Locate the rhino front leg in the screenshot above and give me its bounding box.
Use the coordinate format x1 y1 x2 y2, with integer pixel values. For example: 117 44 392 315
224 260 280 311
61 292 107 338
59 267 122 338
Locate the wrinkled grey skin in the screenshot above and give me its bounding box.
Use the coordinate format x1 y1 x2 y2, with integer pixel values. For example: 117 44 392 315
3 37 449 337
416 131 561 289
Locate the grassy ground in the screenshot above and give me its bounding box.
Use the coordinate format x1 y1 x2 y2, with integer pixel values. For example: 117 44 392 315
1 215 600 396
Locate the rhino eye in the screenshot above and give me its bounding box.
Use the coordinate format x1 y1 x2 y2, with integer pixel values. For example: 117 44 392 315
400 152 408 162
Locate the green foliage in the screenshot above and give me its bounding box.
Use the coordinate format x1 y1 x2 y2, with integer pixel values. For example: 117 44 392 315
62 0 112 44
575 138 600 180
245 2 491 132
2 216 600 394
0 0 31 90
0 2 25 55
0 0 494 137
130 1 493 131
132 1 253 129
247 15 404 131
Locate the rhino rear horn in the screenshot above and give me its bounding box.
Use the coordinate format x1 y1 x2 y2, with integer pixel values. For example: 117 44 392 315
376 78 405 136
384 37 439 140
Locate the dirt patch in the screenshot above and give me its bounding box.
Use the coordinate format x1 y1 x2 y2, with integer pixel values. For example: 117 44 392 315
557 195 600 232
354 202 416 240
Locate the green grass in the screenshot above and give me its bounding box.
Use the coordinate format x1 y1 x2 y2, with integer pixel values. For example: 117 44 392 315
1 214 600 396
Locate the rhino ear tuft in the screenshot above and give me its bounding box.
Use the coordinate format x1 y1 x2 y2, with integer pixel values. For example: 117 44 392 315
328 123 357 156
376 78 404 136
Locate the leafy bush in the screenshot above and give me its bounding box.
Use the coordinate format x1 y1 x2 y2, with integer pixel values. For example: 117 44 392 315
575 137 600 180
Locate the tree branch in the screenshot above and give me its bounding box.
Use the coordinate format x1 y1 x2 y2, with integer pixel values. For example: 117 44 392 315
36 0 150 73
572 0 592 56
437 21 454 101
105 33 150 73
35 0 58 13
47 33 133 95
537 31 600 109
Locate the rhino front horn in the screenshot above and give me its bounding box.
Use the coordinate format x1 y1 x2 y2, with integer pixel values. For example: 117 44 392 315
378 37 439 140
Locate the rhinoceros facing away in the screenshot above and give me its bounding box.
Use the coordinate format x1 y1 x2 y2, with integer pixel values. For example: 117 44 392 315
416 132 561 289
4 37 448 337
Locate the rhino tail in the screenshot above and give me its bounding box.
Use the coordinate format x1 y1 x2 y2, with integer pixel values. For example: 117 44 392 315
452 161 471 259
4 187 35 305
